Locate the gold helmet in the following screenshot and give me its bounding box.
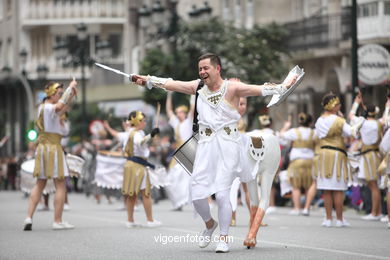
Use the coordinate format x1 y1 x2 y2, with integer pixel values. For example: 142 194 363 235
44 82 62 97
128 111 145 127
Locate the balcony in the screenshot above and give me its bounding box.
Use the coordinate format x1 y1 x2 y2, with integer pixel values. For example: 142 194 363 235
285 11 351 52
358 15 390 41
20 0 126 26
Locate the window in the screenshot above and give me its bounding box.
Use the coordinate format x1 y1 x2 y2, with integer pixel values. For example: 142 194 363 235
385 1 390 15
358 2 378 17
0 0 3 20
6 0 11 18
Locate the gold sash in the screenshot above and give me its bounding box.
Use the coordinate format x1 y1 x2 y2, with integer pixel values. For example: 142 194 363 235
292 128 315 149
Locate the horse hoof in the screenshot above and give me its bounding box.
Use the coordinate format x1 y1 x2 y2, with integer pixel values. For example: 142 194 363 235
243 238 256 249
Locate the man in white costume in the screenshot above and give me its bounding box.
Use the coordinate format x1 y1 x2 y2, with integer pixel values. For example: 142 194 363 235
165 92 194 210
23 80 78 231
132 53 297 253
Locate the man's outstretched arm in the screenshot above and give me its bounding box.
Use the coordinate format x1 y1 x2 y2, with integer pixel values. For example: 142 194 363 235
132 75 198 95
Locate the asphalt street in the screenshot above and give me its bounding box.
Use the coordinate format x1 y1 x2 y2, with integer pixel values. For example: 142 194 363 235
0 191 389 260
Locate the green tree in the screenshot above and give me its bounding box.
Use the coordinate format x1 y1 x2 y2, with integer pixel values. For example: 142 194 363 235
140 18 288 128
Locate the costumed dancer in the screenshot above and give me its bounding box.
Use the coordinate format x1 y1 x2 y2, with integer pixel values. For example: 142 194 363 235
315 93 363 227
104 111 162 228
349 94 383 220
131 53 298 252
165 91 194 210
279 112 316 215
23 79 78 231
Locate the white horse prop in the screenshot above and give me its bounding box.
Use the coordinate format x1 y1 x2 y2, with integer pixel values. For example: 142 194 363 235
243 133 281 248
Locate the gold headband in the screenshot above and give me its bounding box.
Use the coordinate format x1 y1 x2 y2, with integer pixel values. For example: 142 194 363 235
324 97 340 111
128 111 144 127
176 105 189 113
45 83 61 97
259 115 271 126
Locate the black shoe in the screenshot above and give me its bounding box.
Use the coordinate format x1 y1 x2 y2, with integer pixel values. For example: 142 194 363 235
23 218 32 231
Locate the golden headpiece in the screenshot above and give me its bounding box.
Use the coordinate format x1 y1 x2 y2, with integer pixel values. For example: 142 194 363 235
128 111 144 127
176 105 189 114
44 82 61 97
259 115 271 126
323 97 340 111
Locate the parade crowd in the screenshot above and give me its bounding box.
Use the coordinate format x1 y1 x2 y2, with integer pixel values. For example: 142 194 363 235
0 53 389 254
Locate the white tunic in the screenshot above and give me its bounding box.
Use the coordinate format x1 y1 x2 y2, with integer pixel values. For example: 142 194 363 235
169 116 193 141
279 127 315 161
35 103 69 179
355 119 382 180
315 115 352 190
118 128 150 190
191 81 255 200
166 116 192 209
117 128 150 158
38 104 69 136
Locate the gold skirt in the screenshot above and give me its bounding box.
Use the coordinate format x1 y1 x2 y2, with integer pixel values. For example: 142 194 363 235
288 159 313 189
33 133 66 180
122 161 151 197
360 150 382 181
318 149 349 182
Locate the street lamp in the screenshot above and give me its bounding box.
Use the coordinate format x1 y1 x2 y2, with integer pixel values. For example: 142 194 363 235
1 66 12 79
53 23 91 139
188 2 213 21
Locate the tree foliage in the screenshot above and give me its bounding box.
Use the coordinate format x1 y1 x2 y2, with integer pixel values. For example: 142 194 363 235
140 17 289 127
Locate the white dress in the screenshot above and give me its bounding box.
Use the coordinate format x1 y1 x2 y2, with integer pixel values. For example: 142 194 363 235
166 116 192 209
315 115 352 190
191 81 258 201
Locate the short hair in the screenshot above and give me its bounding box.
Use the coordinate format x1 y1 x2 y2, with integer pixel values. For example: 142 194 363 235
198 53 222 69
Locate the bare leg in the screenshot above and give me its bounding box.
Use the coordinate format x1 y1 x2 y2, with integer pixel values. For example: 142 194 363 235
53 179 66 223
126 195 137 222
292 188 301 211
323 190 333 220
304 181 317 211
368 181 381 216
141 190 153 222
387 191 390 221
27 179 47 219
43 194 49 208
269 186 276 207
333 191 344 221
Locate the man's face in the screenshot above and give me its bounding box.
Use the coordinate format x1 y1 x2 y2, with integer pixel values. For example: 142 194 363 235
198 58 220 85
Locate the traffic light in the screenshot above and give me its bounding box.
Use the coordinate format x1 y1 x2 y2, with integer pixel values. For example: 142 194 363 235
27 129 38 142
